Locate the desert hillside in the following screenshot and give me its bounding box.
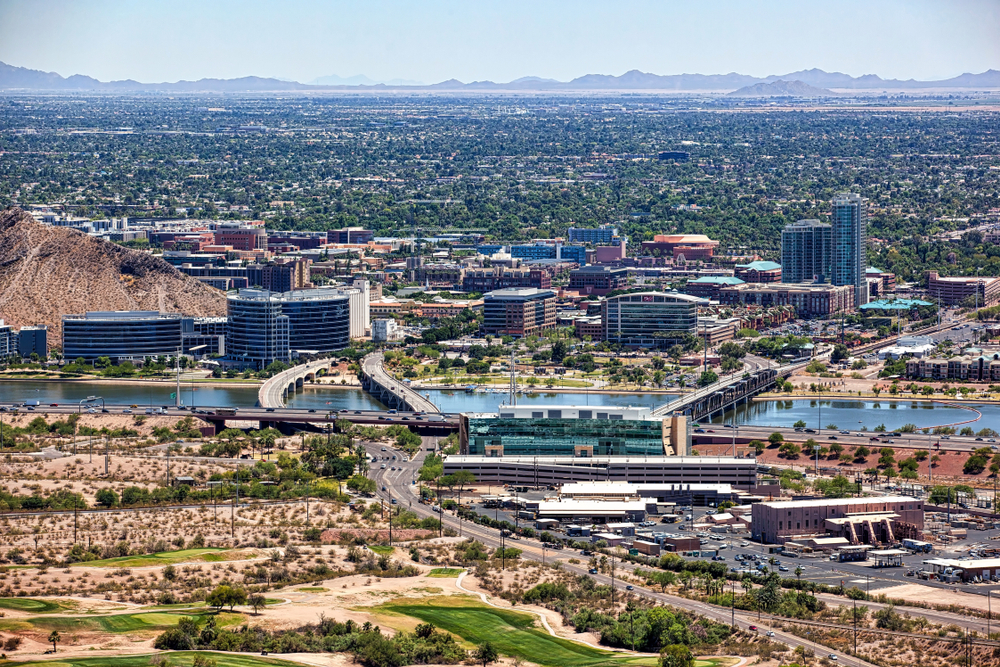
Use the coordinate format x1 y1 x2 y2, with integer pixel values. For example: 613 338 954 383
0 207 227 349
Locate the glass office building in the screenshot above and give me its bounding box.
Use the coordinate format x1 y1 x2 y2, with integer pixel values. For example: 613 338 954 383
602 292 700 349
62 311 184 361
460 406 668 457
226 289 350 369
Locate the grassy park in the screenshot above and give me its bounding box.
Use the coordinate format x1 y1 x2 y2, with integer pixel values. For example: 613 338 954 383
0 610 243 636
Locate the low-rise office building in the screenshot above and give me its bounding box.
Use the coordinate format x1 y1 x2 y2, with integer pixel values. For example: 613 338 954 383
602 292 701 349
567 225 619 244
568 265 628 295
462 267 551 292
482 288 557 338
372 319 401 343
751 496 924 545
17 326 47 358
0 320 14 359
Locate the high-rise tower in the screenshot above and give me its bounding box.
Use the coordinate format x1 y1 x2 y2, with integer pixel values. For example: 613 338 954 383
781 219 833 283
831 193 868 307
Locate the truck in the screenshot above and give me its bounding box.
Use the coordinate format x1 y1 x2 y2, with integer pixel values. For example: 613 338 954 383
216 407 238 416
902 539 933 553
25 400 40 407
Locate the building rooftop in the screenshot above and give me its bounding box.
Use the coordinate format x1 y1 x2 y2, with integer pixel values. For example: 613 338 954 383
470 405 658 421
444 455 753 465
756 495 913 510
484 287 556 299
859 298 933 310
736 261 782 272
66 311 181 321
689 276 745 285
537 500 649 513
560 481 734 494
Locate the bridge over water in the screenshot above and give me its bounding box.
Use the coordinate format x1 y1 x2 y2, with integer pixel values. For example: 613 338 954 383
652 360 808 422
360 352 440 413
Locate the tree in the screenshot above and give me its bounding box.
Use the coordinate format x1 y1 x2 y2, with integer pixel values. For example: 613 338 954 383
473 641 499 667
659 644 694 667
793 420 807 428
831 344 849 362
247 592 266 615
768 432 784 446
48 631 60 653
206 585 247 611
95 488 119 507
347 475 376 495
698 370 719 387
749 440 765 455
551 340 568 364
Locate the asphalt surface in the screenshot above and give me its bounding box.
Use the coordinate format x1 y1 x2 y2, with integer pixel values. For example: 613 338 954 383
361 351 439 414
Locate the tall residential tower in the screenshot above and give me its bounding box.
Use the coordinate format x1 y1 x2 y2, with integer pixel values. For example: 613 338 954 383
781 219 832 283
831 193 869 307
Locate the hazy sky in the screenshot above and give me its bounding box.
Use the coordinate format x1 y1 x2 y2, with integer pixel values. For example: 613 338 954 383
1 0 998 84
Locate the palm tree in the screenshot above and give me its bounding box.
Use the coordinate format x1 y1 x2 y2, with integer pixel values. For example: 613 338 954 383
48 631 59 653
795 566 804 582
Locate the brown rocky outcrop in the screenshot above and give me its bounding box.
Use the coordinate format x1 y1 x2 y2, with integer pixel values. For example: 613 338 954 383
0 207 227 349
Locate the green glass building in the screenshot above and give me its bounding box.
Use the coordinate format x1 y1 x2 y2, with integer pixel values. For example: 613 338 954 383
460 405 671 457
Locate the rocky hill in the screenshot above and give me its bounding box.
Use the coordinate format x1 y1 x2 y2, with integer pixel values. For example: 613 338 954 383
728 79 836 97
0 207 227 350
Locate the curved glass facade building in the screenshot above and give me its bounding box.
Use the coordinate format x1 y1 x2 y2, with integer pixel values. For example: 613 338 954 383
62 311 183 361
226 289 351 369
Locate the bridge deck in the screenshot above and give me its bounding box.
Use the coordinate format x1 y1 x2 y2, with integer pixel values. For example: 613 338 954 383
361 352 440 413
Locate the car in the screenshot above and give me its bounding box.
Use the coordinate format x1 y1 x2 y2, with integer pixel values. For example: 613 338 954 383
779 565 789 572
707 429 715 433
391 498 397 504
804 428 816 433
43 649 55 655
749 625 758 631
101 408 109 413
694 428 705 433
978 437 985 441
381 447 387 451
828 435 838 440
122 409 132 414
266 408 275 412
354 410 362 414
740 541 749 547
308 409 317 413
382 485 387 491
840 430 850 434
626 585 634 590
828 654 838 661
49 403 58 407
87 408 96 414
589 568 599 574
380 464 386 469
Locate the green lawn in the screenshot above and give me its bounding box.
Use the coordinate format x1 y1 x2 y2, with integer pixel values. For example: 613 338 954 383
0 611 242 635
10 651 304 667
0 598 67 614
296 587 328 592
380 598 656 667
367 545 395 555
426 568 464 577
70 548 231 568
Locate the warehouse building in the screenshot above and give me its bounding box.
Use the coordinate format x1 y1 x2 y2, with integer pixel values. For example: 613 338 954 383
751 496 924 545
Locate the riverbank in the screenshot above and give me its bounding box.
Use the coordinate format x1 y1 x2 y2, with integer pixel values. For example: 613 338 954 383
753 394 1000 407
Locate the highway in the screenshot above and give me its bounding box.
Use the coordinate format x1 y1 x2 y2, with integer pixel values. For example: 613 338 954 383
0 402 459 430
259 358 335 409
368 441 878 667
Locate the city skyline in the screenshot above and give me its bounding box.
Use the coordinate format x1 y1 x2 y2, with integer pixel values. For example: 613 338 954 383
0 0 997 85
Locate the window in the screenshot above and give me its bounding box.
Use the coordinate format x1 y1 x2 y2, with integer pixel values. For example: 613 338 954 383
531 411 544 418
579 410 593 419
796 522 800 529
548 410 562 419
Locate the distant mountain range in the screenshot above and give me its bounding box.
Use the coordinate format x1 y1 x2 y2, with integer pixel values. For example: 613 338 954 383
3 61 1000 93
728 80 836 97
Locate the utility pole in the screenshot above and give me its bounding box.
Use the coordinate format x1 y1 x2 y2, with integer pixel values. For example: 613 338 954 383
389 500 393 546
175 347 182 408
853 598 858 656
611 553 616 608
73 497 79 544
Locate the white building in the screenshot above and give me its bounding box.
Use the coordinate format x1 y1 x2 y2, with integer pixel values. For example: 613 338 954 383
372 318 401 343
877 335 937 360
